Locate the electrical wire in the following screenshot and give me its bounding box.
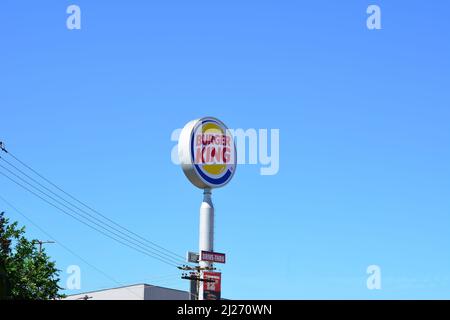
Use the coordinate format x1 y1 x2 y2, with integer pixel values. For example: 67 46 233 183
3 149 188 263
0 166 183 266
0 158 187 266
0 170 180 268
0 145 195 268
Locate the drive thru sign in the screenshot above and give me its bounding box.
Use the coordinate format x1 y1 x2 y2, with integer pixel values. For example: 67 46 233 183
201 250 226 264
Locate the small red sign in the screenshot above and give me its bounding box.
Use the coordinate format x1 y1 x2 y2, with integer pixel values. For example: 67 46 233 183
203 272 221 300
201 251 226 264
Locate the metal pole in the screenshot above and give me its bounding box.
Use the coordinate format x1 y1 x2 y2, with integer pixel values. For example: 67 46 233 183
189 276 198 300
33 240 55 254
198 188 214 300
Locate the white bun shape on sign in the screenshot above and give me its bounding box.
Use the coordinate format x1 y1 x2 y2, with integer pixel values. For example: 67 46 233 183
178 117 237 189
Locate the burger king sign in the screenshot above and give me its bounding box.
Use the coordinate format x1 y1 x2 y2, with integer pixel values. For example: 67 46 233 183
179 117 236 189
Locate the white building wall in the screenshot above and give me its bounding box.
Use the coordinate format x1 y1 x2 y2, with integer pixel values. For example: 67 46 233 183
65 284 189 300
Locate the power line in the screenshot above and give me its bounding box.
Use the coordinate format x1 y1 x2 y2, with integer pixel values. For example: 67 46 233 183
0 166 182 266
0 144 194 268
2 148 188 263
0 159 186 266
0 170 180 268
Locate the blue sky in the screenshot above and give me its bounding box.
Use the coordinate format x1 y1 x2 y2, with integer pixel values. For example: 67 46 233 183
0 1 449 299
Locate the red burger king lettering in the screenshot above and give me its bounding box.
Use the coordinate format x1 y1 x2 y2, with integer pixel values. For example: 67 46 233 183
195 133 232 165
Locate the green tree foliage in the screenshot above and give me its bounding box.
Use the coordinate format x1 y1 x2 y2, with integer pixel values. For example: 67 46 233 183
0 211 64 300
0 259 9 299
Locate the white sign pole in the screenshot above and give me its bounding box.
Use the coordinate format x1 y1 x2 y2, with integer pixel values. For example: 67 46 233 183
198 188 214 300
179 117 236 300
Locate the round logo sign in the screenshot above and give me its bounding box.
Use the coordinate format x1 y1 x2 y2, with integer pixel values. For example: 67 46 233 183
179 117 236 189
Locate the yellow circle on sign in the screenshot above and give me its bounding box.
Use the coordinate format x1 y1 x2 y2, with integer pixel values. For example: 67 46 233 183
201 123 226 176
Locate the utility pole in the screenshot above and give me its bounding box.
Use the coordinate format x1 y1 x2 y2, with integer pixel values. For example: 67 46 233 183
179 264 216 300
32 240 55 253
181 271 215 300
